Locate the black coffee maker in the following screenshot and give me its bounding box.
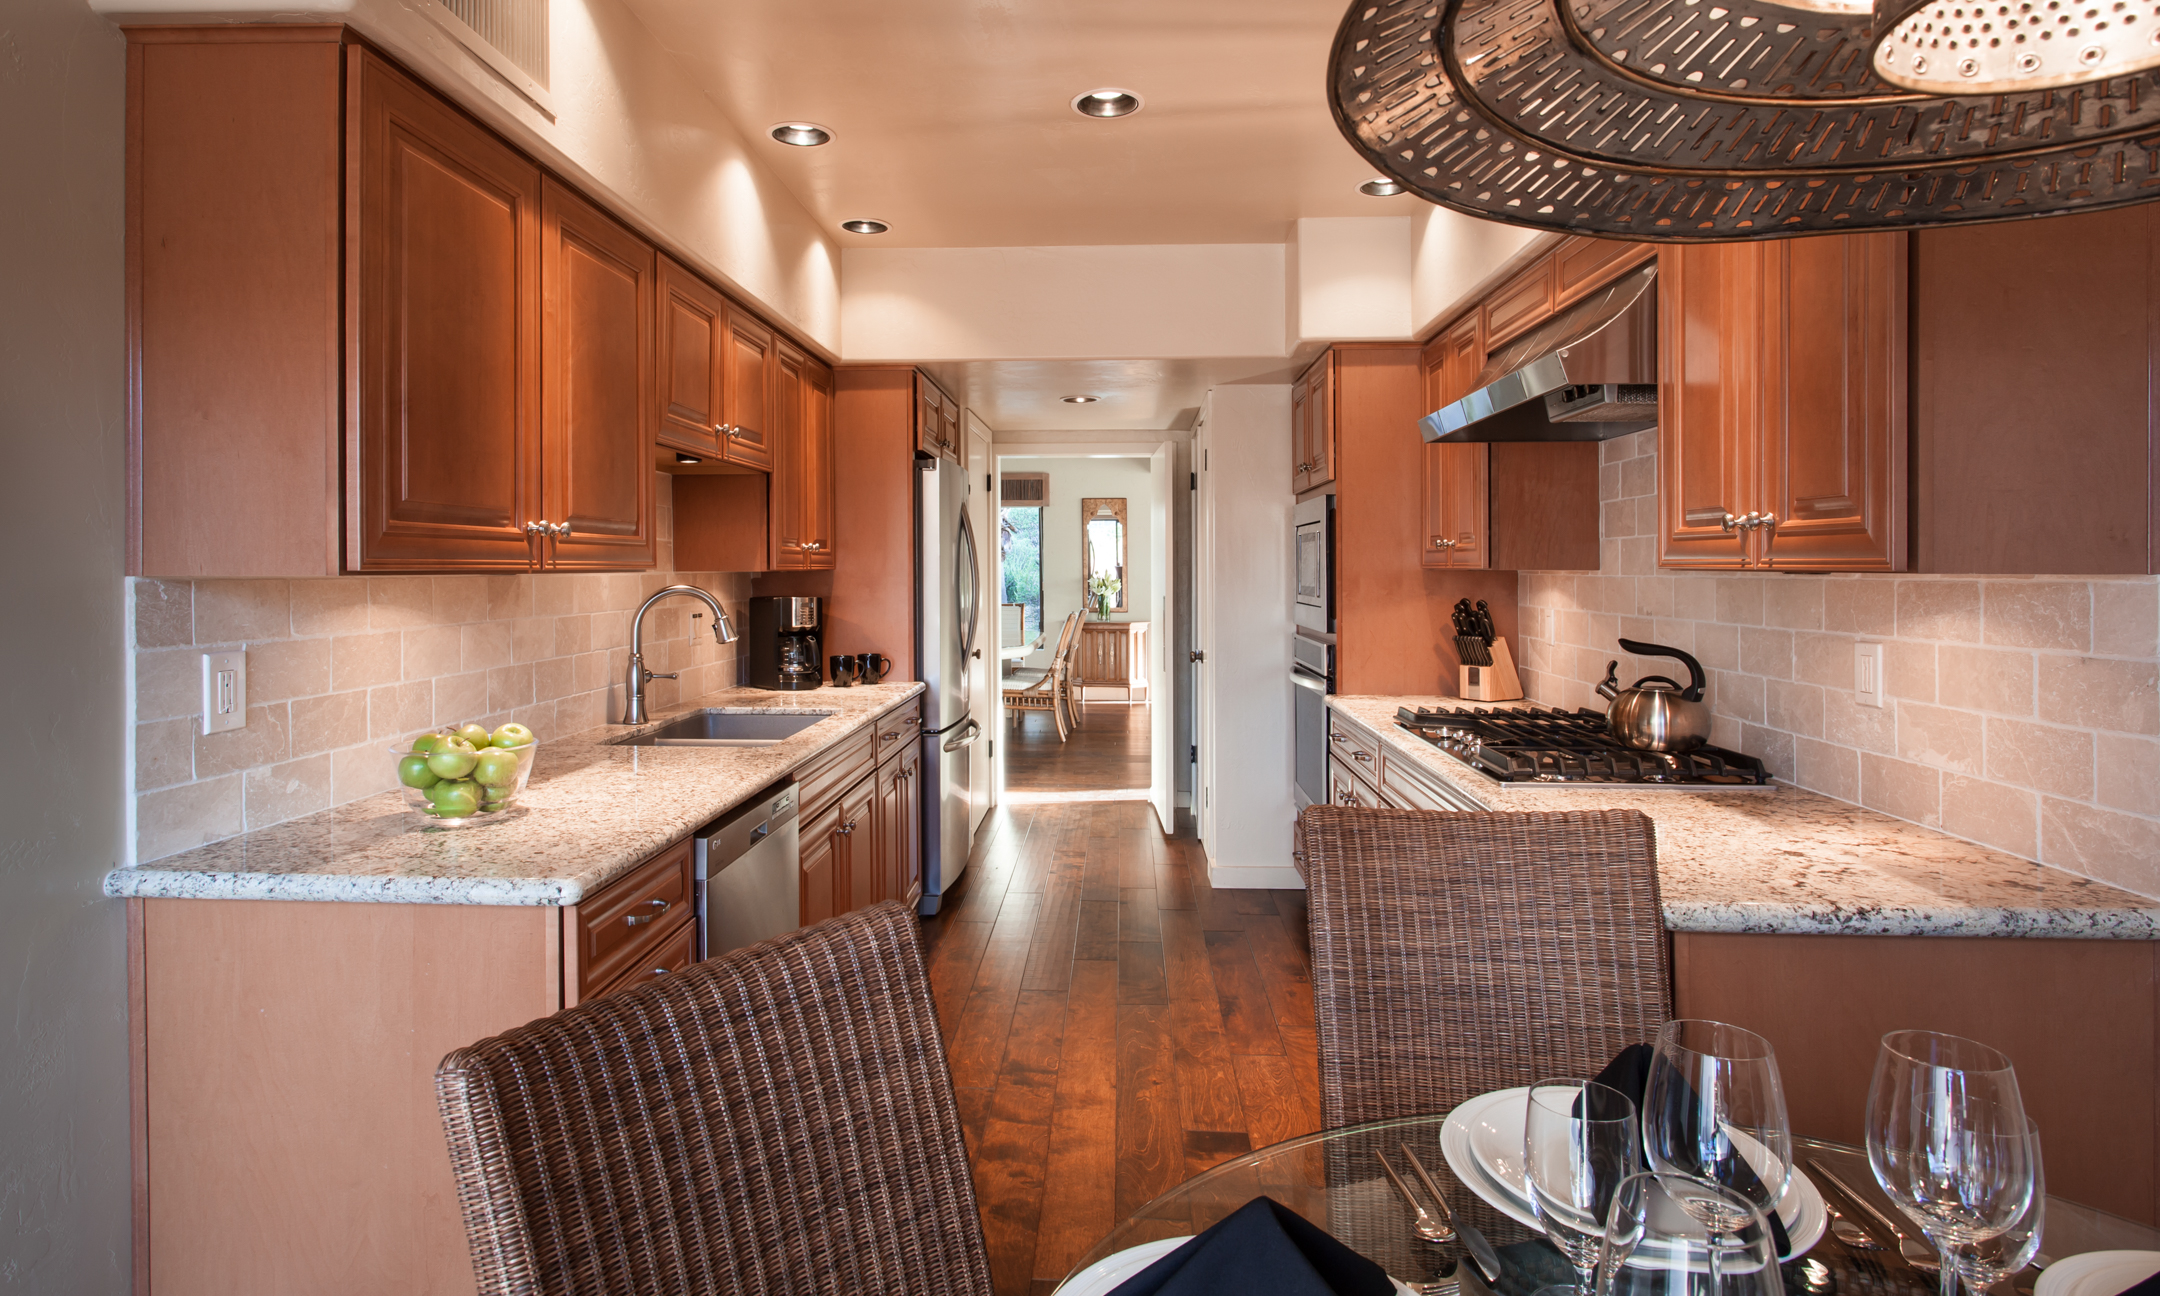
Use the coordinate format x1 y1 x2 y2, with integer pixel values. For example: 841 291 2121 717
745 596 822 690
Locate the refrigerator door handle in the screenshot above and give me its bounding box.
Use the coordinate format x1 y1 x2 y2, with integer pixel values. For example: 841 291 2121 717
955 510 980 661
941 718 982 753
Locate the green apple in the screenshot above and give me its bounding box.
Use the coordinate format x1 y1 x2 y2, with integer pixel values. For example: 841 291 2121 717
410 732 451 755
490 722 535 749
425 739 479 780
452 722 493 749
425 779 480 817
396 754 440 790
472 748 521 788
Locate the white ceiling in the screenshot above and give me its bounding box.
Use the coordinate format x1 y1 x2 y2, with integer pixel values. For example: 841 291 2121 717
921 356 1311 431
612 0 1402 248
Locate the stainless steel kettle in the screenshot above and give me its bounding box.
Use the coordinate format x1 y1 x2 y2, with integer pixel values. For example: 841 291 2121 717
1596 638 1712 752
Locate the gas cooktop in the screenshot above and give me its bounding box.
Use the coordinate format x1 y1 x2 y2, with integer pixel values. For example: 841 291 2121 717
1395 706 1775 788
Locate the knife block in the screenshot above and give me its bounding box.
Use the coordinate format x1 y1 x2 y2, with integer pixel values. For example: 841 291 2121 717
1458 637 1524 702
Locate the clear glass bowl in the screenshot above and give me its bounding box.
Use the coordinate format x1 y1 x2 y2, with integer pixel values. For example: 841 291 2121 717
389 733 539 827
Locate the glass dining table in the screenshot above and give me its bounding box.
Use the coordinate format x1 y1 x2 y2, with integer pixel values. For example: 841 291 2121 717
1063 1118 2160 1296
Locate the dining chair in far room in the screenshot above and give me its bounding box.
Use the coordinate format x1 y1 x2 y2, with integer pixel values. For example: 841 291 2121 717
435 901 993 1296
1003 610 1081 740
1297 806 1672 1129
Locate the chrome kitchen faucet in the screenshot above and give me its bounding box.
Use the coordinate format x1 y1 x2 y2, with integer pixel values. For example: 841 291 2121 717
622 585 738 726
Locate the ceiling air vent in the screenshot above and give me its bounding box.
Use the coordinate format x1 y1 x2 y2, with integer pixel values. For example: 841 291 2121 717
1001 473 1049 506
421 0 553 117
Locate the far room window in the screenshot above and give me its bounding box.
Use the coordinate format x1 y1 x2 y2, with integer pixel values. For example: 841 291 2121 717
1001 505 1043 646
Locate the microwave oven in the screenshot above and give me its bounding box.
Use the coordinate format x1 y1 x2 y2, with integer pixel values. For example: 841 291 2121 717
1293 492 1333 635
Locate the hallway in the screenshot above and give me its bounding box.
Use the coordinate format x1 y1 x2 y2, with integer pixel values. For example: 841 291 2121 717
920 800 1319 1295
1001 699 1152 795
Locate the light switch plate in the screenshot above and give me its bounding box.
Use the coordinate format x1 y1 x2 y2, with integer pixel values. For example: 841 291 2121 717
201 651 246 733
1854 642 1885 709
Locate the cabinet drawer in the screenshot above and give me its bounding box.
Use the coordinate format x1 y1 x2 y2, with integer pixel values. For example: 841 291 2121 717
589 915 697 1003
1327 757 1379 809
874 702 922 761
1326 713 1382 781
1378 749 1487 813
797 726 875 816
577 837 696 997
1483 257 1557 345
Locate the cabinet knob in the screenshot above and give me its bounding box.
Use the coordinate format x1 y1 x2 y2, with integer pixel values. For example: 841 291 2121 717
836 822 856 835
624 897 670 927
552 521 572 538
523 521 546 535
1432 537 1456 550
651 966 672 977
1352 750 1373 763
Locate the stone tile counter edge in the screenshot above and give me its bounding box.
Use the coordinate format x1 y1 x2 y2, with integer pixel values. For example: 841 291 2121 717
1327 694 2160 940
104 683 926 906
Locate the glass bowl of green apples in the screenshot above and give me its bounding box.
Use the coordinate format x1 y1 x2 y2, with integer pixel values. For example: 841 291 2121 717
390 722 539 826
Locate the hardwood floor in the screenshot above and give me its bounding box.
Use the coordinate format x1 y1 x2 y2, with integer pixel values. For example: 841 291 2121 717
919 800 1320 1295
1002 699 1151 793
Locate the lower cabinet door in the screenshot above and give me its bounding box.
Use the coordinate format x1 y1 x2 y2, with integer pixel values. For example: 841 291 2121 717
838 774 876 914
899 742 923 908
873 756 905 907
591 916 695 1002
800 800 840 928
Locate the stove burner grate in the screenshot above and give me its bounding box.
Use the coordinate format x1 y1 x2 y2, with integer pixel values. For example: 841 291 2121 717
1394 705 1774 786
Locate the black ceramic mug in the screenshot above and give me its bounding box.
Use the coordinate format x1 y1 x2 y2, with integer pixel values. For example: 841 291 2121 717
829 654 859 687
858 652 890 685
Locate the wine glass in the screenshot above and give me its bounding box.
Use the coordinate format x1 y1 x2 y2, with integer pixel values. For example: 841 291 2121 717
1955 1118 2045 1296
1600 1172 1783 1296
1526 1079 1641 1296
1641 1021 1795 1247
1867 1030 2034 1296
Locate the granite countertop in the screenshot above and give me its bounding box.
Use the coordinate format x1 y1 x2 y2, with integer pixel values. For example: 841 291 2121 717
104 683 926 907
1327 694 2160 940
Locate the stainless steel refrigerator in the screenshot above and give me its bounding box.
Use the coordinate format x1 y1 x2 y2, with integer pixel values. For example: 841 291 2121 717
916 454 982 914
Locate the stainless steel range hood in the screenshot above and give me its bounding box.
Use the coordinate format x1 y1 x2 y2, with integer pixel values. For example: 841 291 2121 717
1419 262 1659 444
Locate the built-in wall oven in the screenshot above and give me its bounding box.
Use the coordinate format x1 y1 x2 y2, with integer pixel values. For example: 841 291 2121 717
1292 634 1334 810
1294 493 1334 635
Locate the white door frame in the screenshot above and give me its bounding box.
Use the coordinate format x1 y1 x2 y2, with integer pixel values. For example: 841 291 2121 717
965 411 997 834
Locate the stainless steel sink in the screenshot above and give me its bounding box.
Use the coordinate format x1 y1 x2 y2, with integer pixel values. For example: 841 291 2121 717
612 709 835 747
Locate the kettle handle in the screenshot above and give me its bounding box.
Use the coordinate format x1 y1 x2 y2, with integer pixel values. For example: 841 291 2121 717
1617 638 1707 702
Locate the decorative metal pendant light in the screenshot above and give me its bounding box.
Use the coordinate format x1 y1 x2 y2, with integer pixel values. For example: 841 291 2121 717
1329 0 2160 237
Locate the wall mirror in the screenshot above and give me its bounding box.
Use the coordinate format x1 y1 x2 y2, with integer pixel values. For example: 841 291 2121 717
1081 497 1128 614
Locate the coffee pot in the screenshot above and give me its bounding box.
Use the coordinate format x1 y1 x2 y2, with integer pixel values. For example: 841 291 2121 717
1596 638 1712 752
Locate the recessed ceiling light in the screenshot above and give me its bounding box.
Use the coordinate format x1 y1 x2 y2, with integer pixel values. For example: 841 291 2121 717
769 122 832 147
840 219 890 235
1071 89 1142 118
1060 395 1100 404
1359 177 1407 197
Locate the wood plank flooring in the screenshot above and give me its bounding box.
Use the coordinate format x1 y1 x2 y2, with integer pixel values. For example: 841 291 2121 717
1001 700 1151 793
920 800 1320 1295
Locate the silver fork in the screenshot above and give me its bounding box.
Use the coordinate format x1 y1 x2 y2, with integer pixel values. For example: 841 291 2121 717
1809 1158 1939 1273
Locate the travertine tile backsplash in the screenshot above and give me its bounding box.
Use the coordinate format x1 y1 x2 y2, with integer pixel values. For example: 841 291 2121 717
1515 430 2160 898
130 476 752 863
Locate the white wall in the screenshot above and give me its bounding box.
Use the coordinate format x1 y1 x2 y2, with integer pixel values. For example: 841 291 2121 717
1291 216 1412 344
842 244 1289 360
92 0 842 350
0 0 134 1282
1410 204 1551 337
1001 457 1154 671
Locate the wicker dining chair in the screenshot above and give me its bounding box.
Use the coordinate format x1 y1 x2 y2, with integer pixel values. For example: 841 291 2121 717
1002 610 1081 740
1296 805 1672 1130
435 902 994 1296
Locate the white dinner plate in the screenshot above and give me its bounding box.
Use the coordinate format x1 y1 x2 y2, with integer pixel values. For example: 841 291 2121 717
2035 1251 2160 1296
1439 1085 1828 1262
1054 1235 1428 1296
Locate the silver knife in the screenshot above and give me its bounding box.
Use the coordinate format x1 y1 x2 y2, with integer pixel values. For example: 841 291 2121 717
1808 1158 1939 1273
1401 1143 1504 1284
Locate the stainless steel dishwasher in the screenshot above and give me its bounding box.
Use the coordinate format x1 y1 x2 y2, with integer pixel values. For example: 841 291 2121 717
695 780 801 959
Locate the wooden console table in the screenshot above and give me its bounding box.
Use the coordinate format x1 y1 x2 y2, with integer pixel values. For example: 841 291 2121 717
1076 620 1149 702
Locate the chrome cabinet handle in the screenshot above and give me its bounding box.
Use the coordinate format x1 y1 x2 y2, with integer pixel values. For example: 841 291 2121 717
881 731 900 743
550 521 572 538
836 821 856 835
1330 733 1351 745
1754 512 1780 568
801 540 822 551
624 898 670 927
651 965 672 977
523 521 546 535
1352 750 1373 763
1432 537 1456 550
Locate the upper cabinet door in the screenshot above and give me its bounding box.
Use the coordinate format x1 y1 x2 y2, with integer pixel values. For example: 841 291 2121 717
769 338 810 568
1656 243 1758 570
1423 316 1489 569
913 372 958 460
805 360 837 569
1290 372 1312 493
1483 256 1557 346
721 306 774 471
942 394 964 467
1756 232 1906 571
654 256 724 460
1304 359 1338 492
540 177 656 571
348 48 541 571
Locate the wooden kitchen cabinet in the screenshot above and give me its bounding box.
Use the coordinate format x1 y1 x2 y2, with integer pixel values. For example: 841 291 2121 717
1483 254 1557 345
913 371 962 462
539 177 657 570
654 255 727 461
893 736 924 908
833 773 878 917
1292 355 1338 494
769 341 837 570
1657 233 1906 571
720 305 776 472
348 45 544 572
1421 314 1489 569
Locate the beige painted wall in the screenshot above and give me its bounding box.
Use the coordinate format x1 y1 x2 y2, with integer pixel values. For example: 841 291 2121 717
93 0 842 350
0 0 135 1283
1409 204 1550 337
1000 456 1155 673
1515 429 2160 899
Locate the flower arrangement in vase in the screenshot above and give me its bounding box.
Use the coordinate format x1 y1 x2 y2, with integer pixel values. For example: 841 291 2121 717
1087 573 1122 620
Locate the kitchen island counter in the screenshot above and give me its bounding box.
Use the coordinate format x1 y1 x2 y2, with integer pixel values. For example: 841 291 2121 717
1326 694 2160 940
105 682 925 906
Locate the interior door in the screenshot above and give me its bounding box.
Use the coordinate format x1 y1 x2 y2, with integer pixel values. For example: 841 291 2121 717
966 413 996 832
1192 402 1214 849
1148 441 1173 832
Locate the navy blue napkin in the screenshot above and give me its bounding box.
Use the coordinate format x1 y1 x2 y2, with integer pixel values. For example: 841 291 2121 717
1589 1044 1793 1259
2116 1272 2160 1296
1108 1196 1396 1296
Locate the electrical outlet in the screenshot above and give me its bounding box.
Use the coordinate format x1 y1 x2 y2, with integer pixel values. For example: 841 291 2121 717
201 651 247 733
1854 642 1885 709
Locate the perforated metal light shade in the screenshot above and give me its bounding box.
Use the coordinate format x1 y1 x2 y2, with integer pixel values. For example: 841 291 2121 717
1871 0 2160 92
1329 0 2160 238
